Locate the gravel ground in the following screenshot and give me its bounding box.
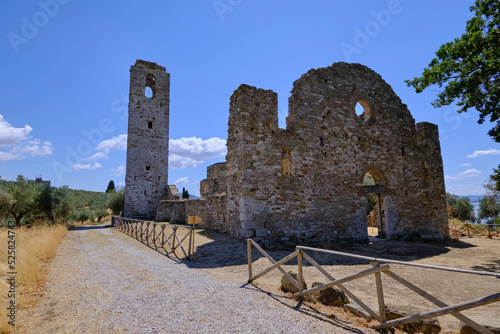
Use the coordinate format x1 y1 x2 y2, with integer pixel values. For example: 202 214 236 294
18 224 375 334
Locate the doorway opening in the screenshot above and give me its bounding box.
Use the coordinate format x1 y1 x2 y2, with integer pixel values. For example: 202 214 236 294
363 172 387 238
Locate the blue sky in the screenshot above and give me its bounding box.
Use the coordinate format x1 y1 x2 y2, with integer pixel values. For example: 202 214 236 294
1 0 499 196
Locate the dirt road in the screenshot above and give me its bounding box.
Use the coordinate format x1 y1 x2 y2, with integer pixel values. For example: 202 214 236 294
18 224 376 334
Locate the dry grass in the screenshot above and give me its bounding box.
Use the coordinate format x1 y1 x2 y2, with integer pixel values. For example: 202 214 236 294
0 224 67 333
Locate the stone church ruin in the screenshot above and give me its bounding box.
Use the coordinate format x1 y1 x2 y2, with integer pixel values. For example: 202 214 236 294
126 60 448 243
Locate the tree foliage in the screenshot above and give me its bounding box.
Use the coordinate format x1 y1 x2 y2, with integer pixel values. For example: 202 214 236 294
181 187 190 199
406 0 500 141
0 175 42 226
106 180 116 193
107 187 125 216
0 175 115 226
446 192 459 207
479 195 500 221
455 197 476 221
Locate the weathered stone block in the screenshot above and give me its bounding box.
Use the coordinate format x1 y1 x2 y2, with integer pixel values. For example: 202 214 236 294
280 271 307 294
311 282 350 307
255 228 268 237
385 304 441 334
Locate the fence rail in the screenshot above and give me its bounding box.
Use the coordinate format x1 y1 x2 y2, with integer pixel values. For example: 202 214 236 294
450 222 499 239
247 239 500 334
112 216 195 260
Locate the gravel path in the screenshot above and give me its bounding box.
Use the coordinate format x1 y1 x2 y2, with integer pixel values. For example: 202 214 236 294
19 224 374 334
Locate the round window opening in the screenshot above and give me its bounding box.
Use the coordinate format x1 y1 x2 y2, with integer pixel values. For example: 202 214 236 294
355 100 371 122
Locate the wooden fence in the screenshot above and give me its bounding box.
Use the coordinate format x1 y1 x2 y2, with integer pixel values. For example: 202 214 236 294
112 216 195 260
247 239 500 333
450 222 499 239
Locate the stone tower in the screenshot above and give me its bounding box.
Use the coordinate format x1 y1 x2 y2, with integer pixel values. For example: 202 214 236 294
124 60 170 219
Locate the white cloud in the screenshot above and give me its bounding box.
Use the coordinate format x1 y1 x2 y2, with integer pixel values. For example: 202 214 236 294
83 135 226 169
0 114 32 146
169 155 200 169
0 151 20 161
467 149 500 158
458 163 471 167
96 134 128 153
85 134 128 161
445 168 482 180
0 114 53 161
458 168 481 178
15 139 54 157
173 177 189 185
72 162 102 171
169 137 226 169
112 165 125 176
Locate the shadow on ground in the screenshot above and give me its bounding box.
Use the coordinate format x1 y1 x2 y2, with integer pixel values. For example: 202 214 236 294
71 224 111 231
239 283 367 333
471 259 500 273
185 229 477 270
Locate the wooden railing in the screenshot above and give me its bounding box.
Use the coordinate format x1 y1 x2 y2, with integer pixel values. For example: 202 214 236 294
247 239 500 333
112 216 195 260
450 222 499 239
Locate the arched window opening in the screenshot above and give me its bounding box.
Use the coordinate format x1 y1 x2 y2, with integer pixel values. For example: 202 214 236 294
145 73 157 98
145 87 153 98
355 100 371 122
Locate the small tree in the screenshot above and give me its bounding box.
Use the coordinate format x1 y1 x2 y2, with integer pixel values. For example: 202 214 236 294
36 184 54 223
0 175 42 226
106 180 116 193
107 187 125 216
446 192 458 207
74 209 93 224
94 207 109 222
185 189 189 199
455 197 475 222
182 187 186 199
479 195 500 222
51 186 74 223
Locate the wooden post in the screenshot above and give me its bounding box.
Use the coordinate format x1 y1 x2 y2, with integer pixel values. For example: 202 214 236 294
172 227 176 251
247 239 252 281
297 250 304 293
188 216 202 260
188 226 193 260
192 226 195 258
372 261 386 322
161 225 165 246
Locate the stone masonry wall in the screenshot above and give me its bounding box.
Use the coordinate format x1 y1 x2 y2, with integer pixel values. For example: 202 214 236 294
225 62 448 242
156 196 227 232
124 60 170 220
200 162 227 197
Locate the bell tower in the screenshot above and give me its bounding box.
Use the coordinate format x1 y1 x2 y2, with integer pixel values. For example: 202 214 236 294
124 60 170 219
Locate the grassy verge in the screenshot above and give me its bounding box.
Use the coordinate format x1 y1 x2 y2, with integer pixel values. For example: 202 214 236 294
0 224 67 333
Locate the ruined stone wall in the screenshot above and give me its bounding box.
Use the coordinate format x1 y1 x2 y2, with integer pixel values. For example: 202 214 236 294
200 162 227 197
124 60 170 220
225 62 448 242
156 196 227 232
